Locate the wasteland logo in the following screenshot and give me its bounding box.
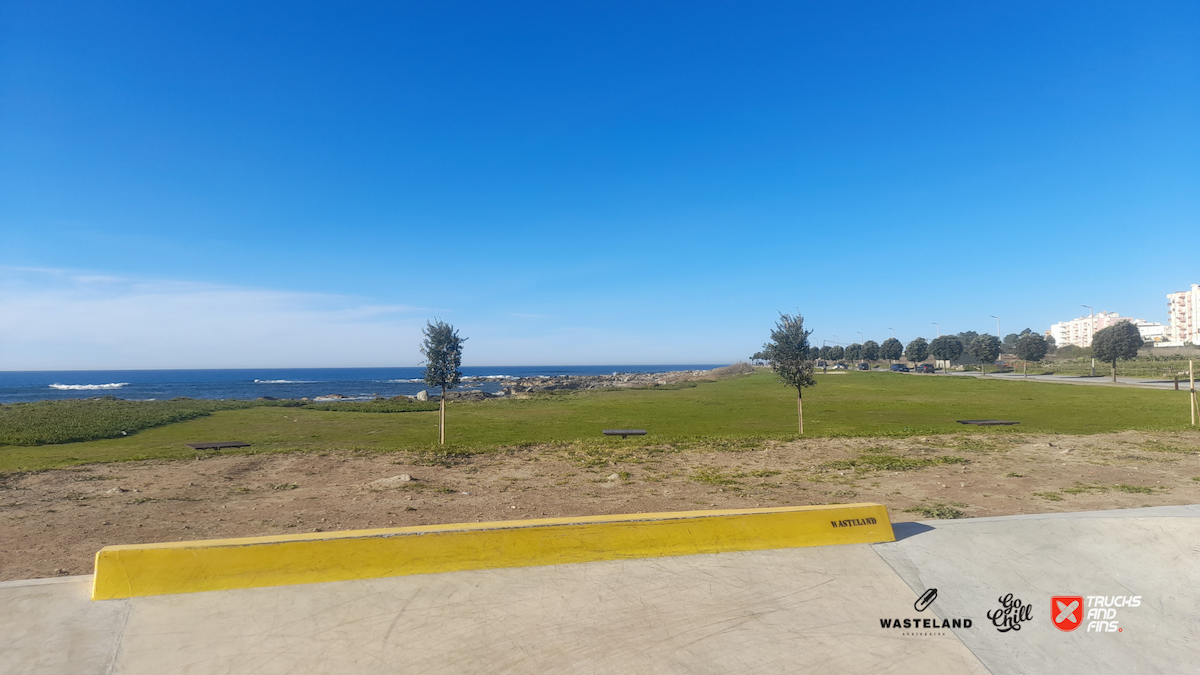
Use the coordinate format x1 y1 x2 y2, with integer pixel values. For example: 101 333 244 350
878 588 974 634
986 594 1033 632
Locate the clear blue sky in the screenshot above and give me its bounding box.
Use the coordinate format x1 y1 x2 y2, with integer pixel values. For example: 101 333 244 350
2 1 1197 369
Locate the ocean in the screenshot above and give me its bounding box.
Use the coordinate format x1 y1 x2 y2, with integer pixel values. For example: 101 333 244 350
0 366 727 404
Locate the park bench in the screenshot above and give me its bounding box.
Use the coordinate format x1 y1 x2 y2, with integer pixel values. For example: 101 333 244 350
186 441 252 450
602 429 647 439
955 420 1019 426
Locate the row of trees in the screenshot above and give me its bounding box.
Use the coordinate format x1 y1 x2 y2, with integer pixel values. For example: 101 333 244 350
761 314 1147 435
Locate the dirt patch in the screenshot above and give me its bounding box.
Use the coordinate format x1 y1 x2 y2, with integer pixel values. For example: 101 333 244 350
2 430 1198 581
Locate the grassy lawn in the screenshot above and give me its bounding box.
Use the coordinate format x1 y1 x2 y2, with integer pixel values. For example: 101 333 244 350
1 371 1194 473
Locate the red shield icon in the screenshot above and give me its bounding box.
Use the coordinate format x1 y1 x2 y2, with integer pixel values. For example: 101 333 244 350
1052 596 1084 632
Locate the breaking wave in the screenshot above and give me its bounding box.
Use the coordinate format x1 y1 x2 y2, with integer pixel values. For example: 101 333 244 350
49 383 129 390
253 379 314 384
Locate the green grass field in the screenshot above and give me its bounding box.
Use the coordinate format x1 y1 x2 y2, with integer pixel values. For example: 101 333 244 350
1 371 1194 474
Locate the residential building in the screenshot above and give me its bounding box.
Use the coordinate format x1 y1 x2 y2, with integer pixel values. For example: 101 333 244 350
1048 311 1126 348
1167 284 1200 344
1129 319 1166 344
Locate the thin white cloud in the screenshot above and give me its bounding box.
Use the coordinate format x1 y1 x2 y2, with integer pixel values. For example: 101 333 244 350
0 267 430 369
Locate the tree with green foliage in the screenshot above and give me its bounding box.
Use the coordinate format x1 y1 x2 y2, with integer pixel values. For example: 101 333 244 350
830 345 845 361
970 334 1002 373
904 337 929 364
819 345 833 361
929 335 963 373
1003 333 1020 352
880 337 903 363
844 343 862 362
1091 321 1144 383
420 319 467 444
1014 333 1049 378
761 313 816 434
808 346 821 360
861 340 880 361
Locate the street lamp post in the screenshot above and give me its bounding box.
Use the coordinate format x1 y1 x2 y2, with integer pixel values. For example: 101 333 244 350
932 322 940 336
888 328 895 338
990 316 1000 337
1081 304 1095 376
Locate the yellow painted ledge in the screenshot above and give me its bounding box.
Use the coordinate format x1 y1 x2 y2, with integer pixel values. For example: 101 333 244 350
92 503 893 600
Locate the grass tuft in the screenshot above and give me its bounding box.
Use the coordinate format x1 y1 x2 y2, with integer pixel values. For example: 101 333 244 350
904 503 967 519
822 454 967 473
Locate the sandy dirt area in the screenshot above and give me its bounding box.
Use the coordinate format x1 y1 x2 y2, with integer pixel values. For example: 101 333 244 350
3 429 1198 581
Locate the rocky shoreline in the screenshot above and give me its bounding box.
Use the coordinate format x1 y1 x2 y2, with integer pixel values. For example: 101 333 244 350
432 362 756 400
282 363 756 402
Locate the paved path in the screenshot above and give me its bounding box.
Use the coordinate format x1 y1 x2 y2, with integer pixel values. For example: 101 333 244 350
3 505 1199 674
920 369 1192 390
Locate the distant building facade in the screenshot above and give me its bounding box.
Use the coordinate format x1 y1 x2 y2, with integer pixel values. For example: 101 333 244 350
1130 318 1166 344
1048 311 1126 348
1167 284 1200 344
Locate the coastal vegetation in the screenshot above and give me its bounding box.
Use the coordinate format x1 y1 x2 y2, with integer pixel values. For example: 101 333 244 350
760 313 816 434
420 319 466 445
1 370 1195 474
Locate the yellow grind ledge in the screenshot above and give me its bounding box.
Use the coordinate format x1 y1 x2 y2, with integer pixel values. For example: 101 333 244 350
92 503 893 600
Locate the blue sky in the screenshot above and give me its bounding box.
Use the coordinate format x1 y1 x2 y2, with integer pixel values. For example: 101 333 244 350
2 1 1197 369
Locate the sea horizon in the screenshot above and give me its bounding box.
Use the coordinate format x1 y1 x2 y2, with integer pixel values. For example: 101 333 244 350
0 365 731 404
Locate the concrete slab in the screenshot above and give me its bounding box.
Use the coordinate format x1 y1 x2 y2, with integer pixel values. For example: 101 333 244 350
873 505 1200 675
0 576 128 675
2 545 986 675
4 505 1198 674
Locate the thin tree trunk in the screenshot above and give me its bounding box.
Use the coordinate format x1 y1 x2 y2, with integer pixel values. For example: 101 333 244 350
1111 362 1117 383
439 387 446 444
797 388 804 435
1024 361 1028 378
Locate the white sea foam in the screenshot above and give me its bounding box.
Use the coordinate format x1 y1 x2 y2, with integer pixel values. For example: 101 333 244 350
253 379 314 384
49 383 130 390
385 379 425 383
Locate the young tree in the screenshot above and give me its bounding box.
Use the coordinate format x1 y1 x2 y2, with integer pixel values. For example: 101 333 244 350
420 319 467 445
929 335 964 373
956 331 979 350
1002 333 1020 352
861 340 880 361
1014 333 1049 378
761 313 816 434
880 337 903 363
1091 322 1144 383
970 334 1002 374
904 337 930 364
844 343 863 362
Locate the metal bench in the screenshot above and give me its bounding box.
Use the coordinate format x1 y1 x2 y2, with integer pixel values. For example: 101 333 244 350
955 420 1019 426
186 441 252 450
602 429 647 439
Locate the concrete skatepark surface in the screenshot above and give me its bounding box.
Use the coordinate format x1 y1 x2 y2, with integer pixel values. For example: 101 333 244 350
3 505 1199 674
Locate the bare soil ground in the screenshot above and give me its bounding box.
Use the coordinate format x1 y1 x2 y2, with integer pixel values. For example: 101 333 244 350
3 429 1199 581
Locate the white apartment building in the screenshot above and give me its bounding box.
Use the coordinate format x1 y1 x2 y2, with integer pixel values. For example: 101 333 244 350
1167 284 1200 344
1048 311 1126 348
1130 318 1166 344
